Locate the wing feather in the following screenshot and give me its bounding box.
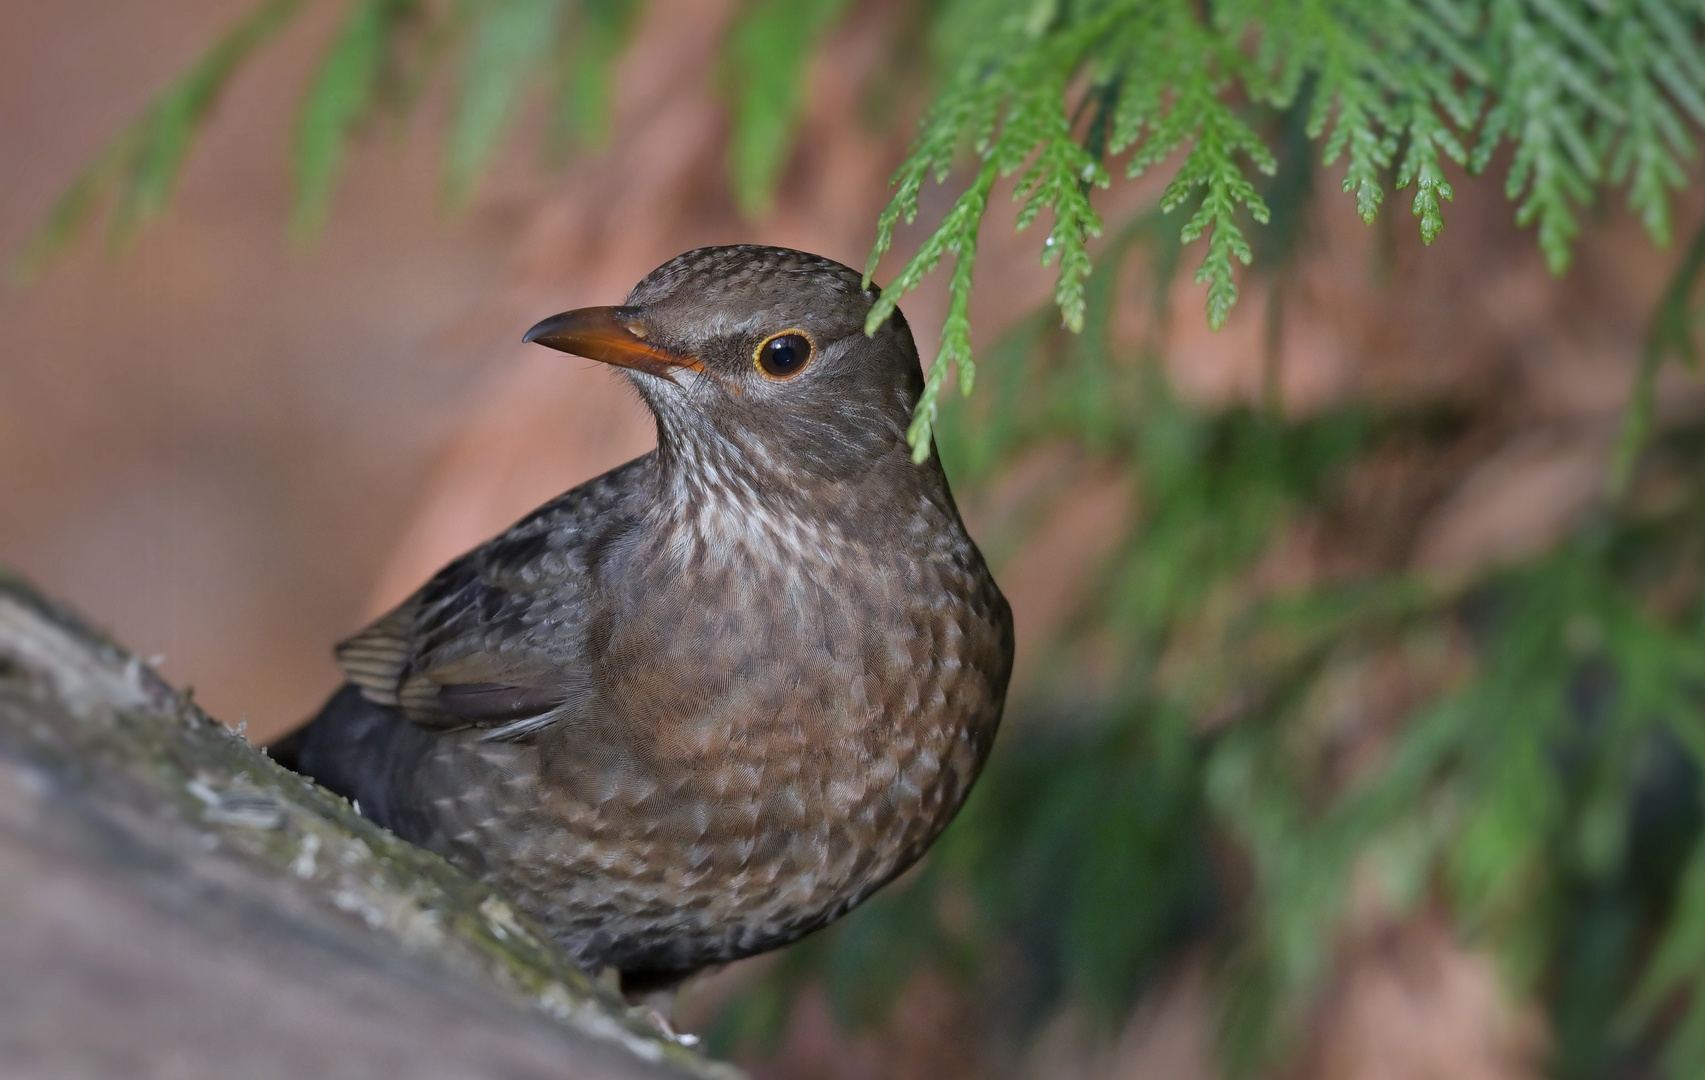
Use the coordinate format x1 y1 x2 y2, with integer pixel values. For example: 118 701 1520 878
333 454 649 741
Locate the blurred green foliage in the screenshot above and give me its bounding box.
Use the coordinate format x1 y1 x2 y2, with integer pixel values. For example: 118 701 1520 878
11 0 815 280
721 0 851 216
13 0 309 279
16 2 1705 1076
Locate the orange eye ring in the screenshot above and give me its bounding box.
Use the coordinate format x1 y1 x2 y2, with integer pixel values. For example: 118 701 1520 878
753 329 815 380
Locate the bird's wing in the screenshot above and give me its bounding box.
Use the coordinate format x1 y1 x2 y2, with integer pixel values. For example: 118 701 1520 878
336 455 649 741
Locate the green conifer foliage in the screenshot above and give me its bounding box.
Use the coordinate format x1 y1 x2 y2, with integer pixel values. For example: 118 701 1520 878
868 0 1705 452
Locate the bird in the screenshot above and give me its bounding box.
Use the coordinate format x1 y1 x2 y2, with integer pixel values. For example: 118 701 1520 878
275 245 1013 1001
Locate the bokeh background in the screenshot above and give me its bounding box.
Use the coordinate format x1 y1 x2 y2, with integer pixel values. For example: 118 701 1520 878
5 2 1705 1078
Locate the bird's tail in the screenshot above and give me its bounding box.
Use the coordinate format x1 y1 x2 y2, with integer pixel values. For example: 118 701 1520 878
265 723 308 772
267 684 431 841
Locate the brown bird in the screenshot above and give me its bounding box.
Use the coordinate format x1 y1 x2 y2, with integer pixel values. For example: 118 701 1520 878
278 246 1013 999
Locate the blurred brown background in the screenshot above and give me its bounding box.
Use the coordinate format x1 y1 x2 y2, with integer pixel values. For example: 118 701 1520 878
3 0 525 736
5 2 1702 1078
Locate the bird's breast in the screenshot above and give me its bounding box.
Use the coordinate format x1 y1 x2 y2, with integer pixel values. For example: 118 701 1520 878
624 530 992 869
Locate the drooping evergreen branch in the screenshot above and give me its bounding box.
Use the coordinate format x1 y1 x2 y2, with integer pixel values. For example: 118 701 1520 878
870 0 1705 454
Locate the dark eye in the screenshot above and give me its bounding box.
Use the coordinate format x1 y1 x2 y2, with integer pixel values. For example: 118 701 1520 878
755 331 813 379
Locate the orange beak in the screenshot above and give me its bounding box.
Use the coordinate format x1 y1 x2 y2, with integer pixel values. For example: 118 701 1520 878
522 306 702 380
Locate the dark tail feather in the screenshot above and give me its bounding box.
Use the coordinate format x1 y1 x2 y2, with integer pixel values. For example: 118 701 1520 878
266 724 307 772
270 683 432 842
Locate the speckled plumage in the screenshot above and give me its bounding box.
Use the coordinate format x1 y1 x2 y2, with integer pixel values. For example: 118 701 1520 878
283 246 1013 991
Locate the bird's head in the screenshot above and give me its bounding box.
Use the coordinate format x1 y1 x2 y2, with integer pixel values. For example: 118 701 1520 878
524 246 929 490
